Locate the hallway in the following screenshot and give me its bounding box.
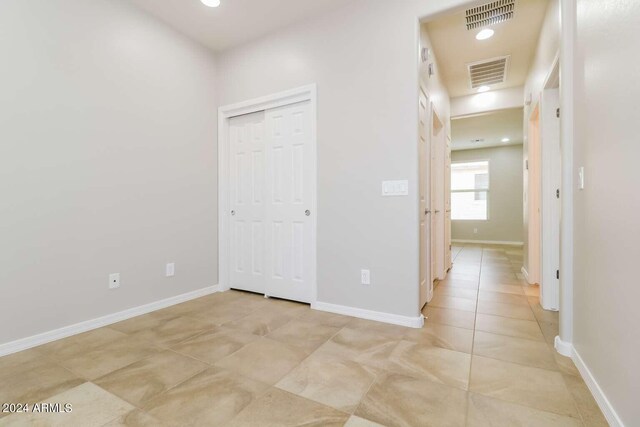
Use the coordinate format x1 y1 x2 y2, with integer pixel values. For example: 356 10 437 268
425 244 607 425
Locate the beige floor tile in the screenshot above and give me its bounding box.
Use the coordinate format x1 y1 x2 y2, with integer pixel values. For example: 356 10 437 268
295 309 353 328
423 306 475 330
170 326 259 364
0 359 84 414
467 392 582 426
529 298 560 324
58 335 161 380
108 311 177 335
344 318 408 339
473 331 557 370
429 295 477 313
475 313 545 342
0 348 47 379
276 351 378 413
479 282 525 295
94 350 208 407
126 315 214 348
554 352 581 377
563 374 609 426
215 337 308 385
312 327 399 369
266 319 340 353
145 367 269 426
469 356 580 418
476 300 536 321
188 302 256 326
223 309 292 336
355 372 467 427
477 290 529 306
1 382 134 427
226 388 349 427
439 277 479 289
102 409 170 426
36 328 128 361
344 415 387 427
386 340 471 390
433 286 477 300
538 321 560 346
402 322 473 353
261 297 311 317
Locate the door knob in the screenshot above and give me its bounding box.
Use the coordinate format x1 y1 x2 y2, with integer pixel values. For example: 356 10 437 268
425 209 431 215
231 210 236 216
305 210 311 216
435 210 441 214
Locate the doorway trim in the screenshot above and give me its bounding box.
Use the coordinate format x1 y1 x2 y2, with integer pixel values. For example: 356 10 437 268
218 84 318 303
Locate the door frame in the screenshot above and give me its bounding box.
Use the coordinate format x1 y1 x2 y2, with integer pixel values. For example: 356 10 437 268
218 84 318 303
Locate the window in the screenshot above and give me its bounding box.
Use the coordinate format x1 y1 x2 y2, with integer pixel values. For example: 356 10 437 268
451 160 489 220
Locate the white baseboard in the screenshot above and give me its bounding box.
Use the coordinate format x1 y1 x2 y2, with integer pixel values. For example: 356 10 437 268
554 335 572 357
572 345 624 427
452 239 524 246
521 266 532 284
0 285 221 357
311 301 424 329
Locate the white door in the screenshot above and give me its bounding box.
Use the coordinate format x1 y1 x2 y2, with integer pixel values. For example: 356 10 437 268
229 111 267 294
444 135 452 272
264 101 314 303
419 89 432 307
430 107 439 285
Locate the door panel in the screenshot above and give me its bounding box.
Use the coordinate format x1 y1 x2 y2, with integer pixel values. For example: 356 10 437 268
229 111 267 294
419 89 432 308
265 101 313 303
445 135 452 272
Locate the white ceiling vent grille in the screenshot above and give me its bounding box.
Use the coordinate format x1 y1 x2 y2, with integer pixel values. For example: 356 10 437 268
467 56 510 89
465 0 515 30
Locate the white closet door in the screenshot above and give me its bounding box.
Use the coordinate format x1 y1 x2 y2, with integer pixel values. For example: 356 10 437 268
229 111 266 294
264 101 313 303
419 89 431 308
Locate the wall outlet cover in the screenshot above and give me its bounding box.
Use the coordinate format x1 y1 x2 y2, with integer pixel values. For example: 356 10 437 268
109 273 120 289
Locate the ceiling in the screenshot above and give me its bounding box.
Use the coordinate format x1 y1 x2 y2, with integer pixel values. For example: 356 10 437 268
451 108 523 151
126 0 347 52
424 0 549 97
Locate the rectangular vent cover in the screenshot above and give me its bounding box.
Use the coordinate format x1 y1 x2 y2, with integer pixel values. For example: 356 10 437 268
466 0 515 30
468 56 510 88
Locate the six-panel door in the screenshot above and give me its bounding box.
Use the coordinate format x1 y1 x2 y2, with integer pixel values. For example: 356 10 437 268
228 101 313 303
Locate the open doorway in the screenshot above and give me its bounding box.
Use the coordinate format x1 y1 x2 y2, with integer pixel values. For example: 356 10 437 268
418 0 562 326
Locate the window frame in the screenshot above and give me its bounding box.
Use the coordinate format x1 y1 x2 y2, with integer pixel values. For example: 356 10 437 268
451 159 490 221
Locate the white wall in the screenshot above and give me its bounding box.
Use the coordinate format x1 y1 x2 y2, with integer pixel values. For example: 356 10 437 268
451 145 524 243
522 0 560 278
0 0 218 345
572 0 640 424
216 0 463 318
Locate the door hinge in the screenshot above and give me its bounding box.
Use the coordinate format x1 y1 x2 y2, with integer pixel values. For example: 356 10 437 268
556 189 560 199
556 270 560 280
556 108 560 118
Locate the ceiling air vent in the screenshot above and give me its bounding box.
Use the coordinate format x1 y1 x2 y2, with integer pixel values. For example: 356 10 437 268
467 56 510 89
465 0 515 30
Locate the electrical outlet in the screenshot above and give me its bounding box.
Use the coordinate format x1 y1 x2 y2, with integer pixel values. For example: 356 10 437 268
474 228 478 234
109 273 120 289
361 269 371 285
166 263 175 277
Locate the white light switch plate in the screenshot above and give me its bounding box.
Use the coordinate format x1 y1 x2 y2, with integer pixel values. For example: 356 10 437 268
382 180 409 196
578 167 585 190
166 263 175 277
109 273 120 289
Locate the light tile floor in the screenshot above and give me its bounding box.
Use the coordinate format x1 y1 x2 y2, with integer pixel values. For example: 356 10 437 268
0 244 607 426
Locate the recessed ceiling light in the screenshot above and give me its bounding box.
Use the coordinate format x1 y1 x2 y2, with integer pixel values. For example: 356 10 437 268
502 137 511 143
476 29 495 40
477 86 491 93
201 0 220 7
